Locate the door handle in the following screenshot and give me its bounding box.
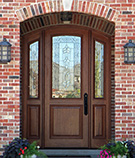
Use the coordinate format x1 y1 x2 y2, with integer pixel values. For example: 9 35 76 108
84 93 88 115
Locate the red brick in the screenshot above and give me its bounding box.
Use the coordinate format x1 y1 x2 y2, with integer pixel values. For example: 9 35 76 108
105 0 115 2
128 0 135 2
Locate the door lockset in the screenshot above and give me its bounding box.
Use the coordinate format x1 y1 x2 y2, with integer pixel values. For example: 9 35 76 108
84 93 88 115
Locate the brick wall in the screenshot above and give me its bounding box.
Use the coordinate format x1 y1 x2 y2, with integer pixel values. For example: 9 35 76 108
0 0 135 155
0 0 20 154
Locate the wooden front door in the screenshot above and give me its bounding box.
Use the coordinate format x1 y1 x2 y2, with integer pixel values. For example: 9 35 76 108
21 26 111 148
44 28 89 147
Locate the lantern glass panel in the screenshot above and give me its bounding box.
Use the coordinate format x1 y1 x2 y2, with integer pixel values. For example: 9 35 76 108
125 57 127 61
2 56 7 60
128 48 133 52
125 48 127 52
129 57 133 61
3 51 7 55
129 53 133 57
3 46 7 51
125 53 127 56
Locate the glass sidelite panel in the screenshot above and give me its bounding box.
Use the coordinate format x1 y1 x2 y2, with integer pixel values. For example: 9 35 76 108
29 41 39 98
52 36 81 98
95 41 104 98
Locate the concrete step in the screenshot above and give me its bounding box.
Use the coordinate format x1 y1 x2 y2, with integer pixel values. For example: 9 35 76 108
39 149 101 158
48 156 91 158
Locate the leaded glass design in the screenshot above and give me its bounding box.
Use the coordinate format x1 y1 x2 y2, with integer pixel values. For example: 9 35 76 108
52 36 81 98
95 41 104 98
29 41 39 98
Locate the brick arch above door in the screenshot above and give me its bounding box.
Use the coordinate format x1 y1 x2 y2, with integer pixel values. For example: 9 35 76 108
16 0 119 23
20 12 115 36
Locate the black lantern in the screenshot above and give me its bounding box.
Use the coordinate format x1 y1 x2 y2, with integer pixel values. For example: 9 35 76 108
0 38 11 63
123 39 135 63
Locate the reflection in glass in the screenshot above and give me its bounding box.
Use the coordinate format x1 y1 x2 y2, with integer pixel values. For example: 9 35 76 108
29 41 39 98
95 41 104 98
52 36 81 98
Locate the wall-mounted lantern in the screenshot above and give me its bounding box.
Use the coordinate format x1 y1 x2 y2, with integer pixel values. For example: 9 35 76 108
123 39 135 64
0 38 11 63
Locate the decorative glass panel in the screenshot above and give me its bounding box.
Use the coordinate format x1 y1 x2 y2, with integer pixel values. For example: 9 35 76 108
29 41 39 98
95 41 104 98
52 36 81 98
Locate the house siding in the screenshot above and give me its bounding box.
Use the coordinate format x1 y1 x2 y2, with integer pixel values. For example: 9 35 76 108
0 0 135 155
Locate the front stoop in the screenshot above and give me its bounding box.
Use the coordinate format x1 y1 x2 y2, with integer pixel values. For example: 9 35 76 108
40 149 101 158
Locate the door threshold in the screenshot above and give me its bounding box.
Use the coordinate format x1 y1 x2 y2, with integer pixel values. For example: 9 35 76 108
40 149 101 158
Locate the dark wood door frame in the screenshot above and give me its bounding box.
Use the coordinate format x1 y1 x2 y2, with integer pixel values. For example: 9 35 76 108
21 25 111 149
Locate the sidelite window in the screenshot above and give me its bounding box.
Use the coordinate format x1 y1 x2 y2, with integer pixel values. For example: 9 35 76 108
95 41 104 98
29 41 39 98
52 36 81 98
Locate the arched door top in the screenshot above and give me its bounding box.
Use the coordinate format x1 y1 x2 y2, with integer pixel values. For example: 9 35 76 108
20 12 115 36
